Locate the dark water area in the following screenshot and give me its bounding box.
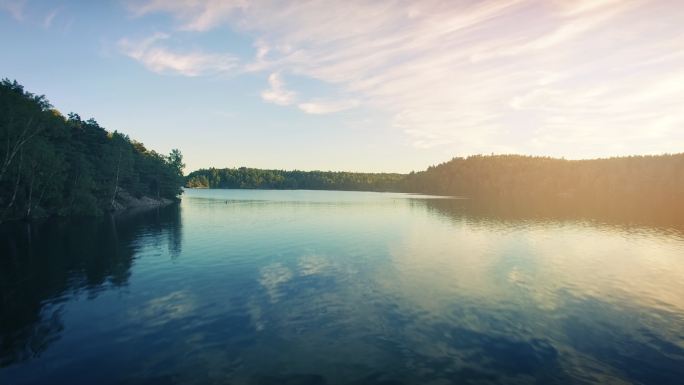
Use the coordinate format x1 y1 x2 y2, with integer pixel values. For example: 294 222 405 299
1 189 683 385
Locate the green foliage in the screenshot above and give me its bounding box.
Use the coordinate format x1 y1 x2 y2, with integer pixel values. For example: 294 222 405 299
186 155 684 216
0 79 185 220
402 154 684 211
186 167 405 192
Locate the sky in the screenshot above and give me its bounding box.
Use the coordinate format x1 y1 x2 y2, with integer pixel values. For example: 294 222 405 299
1 0 683 173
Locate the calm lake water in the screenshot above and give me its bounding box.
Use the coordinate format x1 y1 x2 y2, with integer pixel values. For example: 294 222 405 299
2 189 684 385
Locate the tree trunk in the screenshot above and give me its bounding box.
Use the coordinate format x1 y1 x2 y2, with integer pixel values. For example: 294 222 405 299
110 149 122 209
0 117 38 183
68 173 80 210
36 169 56 211
1 149 24 222
26 167 35 219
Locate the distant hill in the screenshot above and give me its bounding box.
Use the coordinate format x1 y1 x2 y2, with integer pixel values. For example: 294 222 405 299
187 154 684 217
403 154 684 214
186 167 404 192
404 154 682 196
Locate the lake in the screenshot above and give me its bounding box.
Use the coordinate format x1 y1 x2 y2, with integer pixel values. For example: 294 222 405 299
1 189 684 385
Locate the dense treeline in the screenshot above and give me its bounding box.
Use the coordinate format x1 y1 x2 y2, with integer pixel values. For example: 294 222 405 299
0 79 184 221
403 154 684 211
187 154 684 215
186 167 404 191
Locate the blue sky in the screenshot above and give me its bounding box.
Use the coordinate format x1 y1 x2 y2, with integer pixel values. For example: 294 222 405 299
1 0 683 173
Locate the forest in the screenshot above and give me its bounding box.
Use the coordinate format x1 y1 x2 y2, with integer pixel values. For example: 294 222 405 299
186 167 405 191
0 79 185 221
4 79 682 221
403 154 684 199
189 154 684 215
403 154 684 214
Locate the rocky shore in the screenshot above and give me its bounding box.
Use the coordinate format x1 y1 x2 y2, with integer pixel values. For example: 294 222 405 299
111 190 174 212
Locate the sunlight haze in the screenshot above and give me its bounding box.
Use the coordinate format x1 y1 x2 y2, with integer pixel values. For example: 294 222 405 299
1 0 682 172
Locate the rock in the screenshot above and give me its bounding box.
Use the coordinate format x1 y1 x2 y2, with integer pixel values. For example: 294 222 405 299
112 189 174 212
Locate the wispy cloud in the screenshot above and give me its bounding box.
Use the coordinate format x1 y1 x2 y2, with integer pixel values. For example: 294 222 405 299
118 33 238 76
43 8 58 28
260 73 357 114
125 0 684 157
298 99 359 115
126 0 246 32
0 0 27 21
260 72 296 105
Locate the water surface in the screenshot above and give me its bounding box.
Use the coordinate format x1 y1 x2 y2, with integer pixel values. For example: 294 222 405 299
2 189 684 385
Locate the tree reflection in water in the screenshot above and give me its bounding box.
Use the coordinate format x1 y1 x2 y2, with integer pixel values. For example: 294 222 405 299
0 204 182 367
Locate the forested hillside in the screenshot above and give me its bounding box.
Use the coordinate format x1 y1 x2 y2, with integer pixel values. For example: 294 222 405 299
186 167 404 191
403 154 684 210
186 154 684 215
0 79 184 221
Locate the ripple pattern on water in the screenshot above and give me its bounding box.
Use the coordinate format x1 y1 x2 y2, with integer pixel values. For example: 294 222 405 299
1 189 683 384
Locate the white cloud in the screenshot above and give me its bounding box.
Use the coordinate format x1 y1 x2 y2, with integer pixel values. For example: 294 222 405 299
0 0 26 20
126 0 684 157
127 0 246 31
43 8 58 28
118 33 238 76
260 73 357 114
298 99 359 115
260 72 296 105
